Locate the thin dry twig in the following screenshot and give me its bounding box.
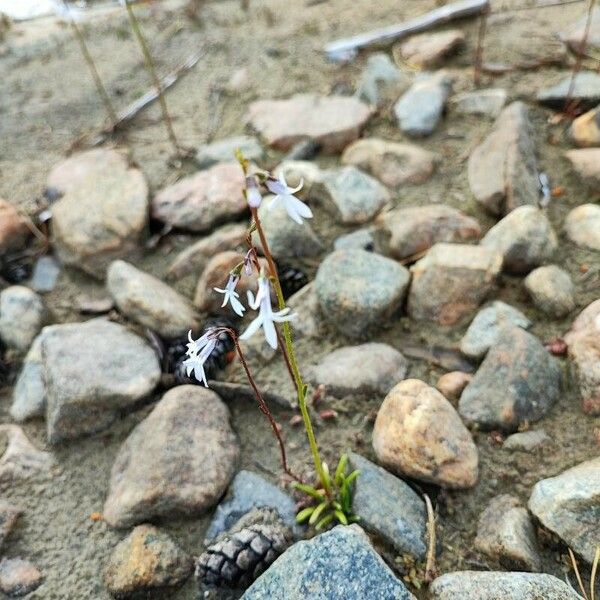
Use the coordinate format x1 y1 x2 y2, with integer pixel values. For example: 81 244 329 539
569 548 590 600
424 494 437 583
473 3 489 86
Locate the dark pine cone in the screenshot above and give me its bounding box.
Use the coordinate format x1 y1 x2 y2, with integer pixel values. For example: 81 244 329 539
196 521 290 589
277 264 308 299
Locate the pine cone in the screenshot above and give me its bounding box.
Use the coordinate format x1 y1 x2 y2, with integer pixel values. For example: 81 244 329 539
196 511 291 589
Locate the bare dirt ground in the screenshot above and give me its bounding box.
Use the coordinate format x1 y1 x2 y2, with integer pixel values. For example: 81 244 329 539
1 0 600 598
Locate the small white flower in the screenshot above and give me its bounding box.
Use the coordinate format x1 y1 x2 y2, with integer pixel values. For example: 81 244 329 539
266 173 313 225
183 329 217 387
246 176 262 208
214 275 245 317
239 276 296 349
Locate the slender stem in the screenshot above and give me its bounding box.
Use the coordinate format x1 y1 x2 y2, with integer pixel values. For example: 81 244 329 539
473 4 489 87
250 206 331 495
123 0 180 153
424 494 437 583
275 327 296 384
62 0 118 126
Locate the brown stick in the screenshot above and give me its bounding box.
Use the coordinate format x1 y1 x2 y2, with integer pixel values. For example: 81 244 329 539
424 494 437 583
473 3 489 87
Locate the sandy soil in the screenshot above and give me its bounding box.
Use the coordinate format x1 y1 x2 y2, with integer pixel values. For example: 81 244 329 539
1 0 600 598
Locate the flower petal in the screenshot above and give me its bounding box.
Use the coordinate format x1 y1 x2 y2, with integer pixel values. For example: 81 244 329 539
288 194 313 219
239 314 263 341
263 318 278 349
230 295 246 317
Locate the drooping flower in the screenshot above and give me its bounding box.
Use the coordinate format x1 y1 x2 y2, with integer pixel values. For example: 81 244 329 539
246 176 262 208
243 249 256 276
214 275 245 317
183 329 217 387
239 276 296 349
266 172 313 225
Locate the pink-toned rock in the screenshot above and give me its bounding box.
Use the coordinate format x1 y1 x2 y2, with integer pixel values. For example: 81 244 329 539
565 148 600 188
379 205 481 260
152 163 246 233
0 502 22 550
398 29 465 68
565 204 600 251
0 558 42 596
407 243 502 325
372 379 479 488
436 371 473 402
341 138 440 187
565 300 600 415
569 105 600 147
0 199 28 253
246 94 372 153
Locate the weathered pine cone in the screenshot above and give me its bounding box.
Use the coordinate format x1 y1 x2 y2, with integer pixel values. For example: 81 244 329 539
196 512 291 589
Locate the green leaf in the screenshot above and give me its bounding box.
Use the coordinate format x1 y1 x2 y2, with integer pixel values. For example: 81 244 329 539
334 454 348 486
315 513 334 531
334 509 348 525
345 469 360 486
296 507 315 523
309 501 329 526
321 462 332 491
348 515 361 523
292 482 325 500
332 501 342 511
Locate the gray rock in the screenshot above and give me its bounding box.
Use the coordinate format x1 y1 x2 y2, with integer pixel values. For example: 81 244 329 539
0 424 55 482
348 453 427 559
460 301 531 360
537 72 600 111
480 206 558 274
43 319 161 444
468 102 539 216
394 72 452 137
333 228 376 252
524 265 575 318
450 88 507 118
475 494 541 571
104 524 193 595
529 456 600 563
205 470 297 541
565 203 600 251
569 104 600 147
379 205 480 261
398 30 465 68
152 163 247 233
107 260 198 338
407 243 502 326
314 166 390 225
242 525 416 599
0 558 43 597
0 501 22 550
0 286 44 352
341 138 439 187
196 136 264 168
272 161 323 197
503 430 550 452
559 7 600 55
459 326 561 431
565 148 600 188
246 94 372 153
315 249 410 339
48 149 149 279
254 197 322 259
103 385 239 528
286 282 325 340
355 53 406 107
29 255 60 293
309 343 408 397
430 571 579 599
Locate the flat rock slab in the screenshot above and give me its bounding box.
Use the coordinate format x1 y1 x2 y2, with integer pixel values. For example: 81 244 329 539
407 243 502 326
107 260 198 338
246 94 372 153
460 301 531 360
348 453 427 559
341 138 439 187
48 149 149 279
503 430 550 452
0 558 43 597
559 7 600 54
450 88 507 118
104 524 193 596
468 102 539 216
570 105 600 147
373 379 478 488
537 72 600 111
394 72 452 137
524 265 575 319
459 326 560 431
380 205 480 261
315 249 410 339
309 343 408 397
242 525 416 599
152 162 247 233
565 203 600 251
43 319 161 444
314 166 389 225
204 470 297 541
103 385 239 528
480 205 557 274
196 136 264 169
529 456 600 563
430 571 580 599
398 30 465 68
475 494 541 572
0 285 44 352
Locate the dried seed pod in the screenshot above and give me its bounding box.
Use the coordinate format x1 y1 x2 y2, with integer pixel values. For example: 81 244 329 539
196 510 291 589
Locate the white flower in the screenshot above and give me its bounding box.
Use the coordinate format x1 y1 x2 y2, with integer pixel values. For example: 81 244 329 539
246 176 262 208
239 276 296 349
266 173 313 225
214 275 245 317
183 329 217 387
